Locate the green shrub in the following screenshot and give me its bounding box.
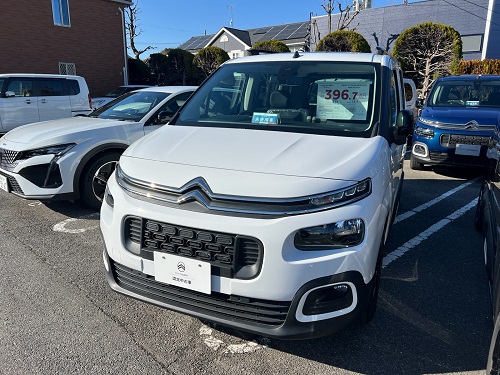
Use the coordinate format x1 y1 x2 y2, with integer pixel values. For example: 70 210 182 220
252 40 291 53
316 30 371 53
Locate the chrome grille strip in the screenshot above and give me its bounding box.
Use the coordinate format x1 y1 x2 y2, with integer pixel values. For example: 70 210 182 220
116 165 371 216
421 121 497 132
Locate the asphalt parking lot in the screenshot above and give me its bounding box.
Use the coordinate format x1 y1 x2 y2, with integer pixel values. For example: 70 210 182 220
0 156 492 375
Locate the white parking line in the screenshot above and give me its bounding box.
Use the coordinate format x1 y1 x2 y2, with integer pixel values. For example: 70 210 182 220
383 198 477 268
394 178 478 224
53 213 100 233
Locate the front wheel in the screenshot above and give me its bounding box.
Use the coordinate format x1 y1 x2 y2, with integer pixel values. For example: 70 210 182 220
80 152 121 209
360 243 383 324
410 155 424 170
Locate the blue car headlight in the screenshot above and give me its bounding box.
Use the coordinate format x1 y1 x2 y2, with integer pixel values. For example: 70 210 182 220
415 126 434 138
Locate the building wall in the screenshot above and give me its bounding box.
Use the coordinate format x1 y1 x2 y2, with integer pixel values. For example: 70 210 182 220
311 0 495 60
0 0 128 96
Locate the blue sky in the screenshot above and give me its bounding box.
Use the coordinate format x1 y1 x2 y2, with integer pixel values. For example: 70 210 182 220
131 0 424 55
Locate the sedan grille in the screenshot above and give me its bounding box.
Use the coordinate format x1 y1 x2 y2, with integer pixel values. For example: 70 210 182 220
0 171 23 194
124 216 263 280
0 148 20 170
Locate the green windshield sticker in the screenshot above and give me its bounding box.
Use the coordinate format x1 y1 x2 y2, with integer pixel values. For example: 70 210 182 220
316 80 370 121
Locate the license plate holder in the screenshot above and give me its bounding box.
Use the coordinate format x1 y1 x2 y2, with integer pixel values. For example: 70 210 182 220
455 144 481 156
0 174 9 193
154 252 211 294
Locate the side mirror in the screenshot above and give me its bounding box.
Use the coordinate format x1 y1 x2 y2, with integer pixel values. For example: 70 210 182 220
156 110 175 124
394 109 414 144
416 98 424 108
5 91 16 98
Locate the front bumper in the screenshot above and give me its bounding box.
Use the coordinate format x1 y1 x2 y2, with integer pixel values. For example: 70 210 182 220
0 154 75 201
100 174 388 339
102 245 371 339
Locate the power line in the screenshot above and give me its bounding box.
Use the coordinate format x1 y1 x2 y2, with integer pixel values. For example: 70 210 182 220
441 0 500 27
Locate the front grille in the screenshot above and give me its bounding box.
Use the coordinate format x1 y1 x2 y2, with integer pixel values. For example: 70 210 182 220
440 134 491 147
0 148 20 171
124 216 263 279
111 259 290 327
0 171 23 194
0 148 19 164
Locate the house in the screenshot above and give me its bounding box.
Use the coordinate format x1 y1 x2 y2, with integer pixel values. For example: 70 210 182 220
0 0 132 96
178 21 310 58
311 0 500 60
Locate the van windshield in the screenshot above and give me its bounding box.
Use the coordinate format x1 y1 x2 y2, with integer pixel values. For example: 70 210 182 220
428 79 500 108
174 61 378 137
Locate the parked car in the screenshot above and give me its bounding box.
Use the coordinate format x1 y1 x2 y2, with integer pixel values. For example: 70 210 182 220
474 142 500 374
0 86 196 208
100 52 414 339
91 85 151 110
410 75 500 170
404 78 418 121
0 73 92 133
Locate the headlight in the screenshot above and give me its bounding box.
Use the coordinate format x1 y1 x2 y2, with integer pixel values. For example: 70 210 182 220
294 219 365 250
415 126 434 138
19 143 76 160
309 179 371 208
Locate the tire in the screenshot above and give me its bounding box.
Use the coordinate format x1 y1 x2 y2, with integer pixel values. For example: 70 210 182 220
410 155 423 170
360 243 383 324
80 152 121 209
474 187 484 232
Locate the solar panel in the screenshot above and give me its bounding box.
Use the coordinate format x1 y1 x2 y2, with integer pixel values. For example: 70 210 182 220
252 27 272 35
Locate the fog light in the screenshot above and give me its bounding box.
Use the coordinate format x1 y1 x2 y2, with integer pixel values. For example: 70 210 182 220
294 219 364 250
412 143 428 157
303 284 353 315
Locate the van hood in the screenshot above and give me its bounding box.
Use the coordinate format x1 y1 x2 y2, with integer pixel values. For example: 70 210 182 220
120 126 389 195
421 106 500 126
2 117 135 147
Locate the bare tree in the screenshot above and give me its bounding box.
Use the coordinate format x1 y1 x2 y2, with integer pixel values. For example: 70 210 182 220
336 2 360 31
321 0 334 34
321 1 360 34
125 1 154 59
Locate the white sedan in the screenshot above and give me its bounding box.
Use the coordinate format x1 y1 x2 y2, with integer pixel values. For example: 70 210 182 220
0 86 197 209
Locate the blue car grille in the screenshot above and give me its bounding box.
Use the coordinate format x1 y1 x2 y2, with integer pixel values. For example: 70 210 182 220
440 134 491 147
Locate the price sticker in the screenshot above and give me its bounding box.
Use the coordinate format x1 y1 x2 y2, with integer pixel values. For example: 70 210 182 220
316 80 371 121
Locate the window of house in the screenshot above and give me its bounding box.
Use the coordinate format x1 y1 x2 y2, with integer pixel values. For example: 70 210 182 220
462 34 483 53
52 0 71 27
59 62 76 75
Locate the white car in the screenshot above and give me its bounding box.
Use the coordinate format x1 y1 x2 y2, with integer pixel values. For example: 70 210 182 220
91 85 151 110
0 86 196 208
100 52 413 339
0 73 92 133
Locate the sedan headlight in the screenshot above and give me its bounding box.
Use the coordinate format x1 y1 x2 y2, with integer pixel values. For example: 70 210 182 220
294 219 365 250
19 143 76 160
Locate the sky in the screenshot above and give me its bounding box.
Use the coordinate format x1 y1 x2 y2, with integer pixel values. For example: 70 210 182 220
130 0 425 56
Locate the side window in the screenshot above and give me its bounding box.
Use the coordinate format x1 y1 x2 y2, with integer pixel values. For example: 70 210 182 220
149 91 193 126
67 80 81 96
389 73 397 126
52 0 71 27
36 80 64 96
6 80 34 97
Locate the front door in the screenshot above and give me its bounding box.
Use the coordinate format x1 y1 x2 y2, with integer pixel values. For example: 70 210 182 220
0 78 39 132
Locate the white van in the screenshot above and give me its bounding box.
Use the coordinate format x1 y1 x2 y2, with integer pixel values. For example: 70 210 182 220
100 52 414 339
0 74 92 132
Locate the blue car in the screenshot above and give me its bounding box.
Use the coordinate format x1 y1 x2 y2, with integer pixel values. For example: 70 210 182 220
410 75 500 170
